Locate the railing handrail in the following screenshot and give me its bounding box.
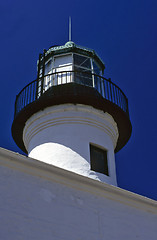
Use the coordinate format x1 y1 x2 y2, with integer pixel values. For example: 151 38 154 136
16 71 126 99
41 71 127 99
14 70 129 117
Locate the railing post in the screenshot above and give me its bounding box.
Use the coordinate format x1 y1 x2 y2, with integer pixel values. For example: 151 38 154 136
37 54 42 79
41 49 46 95
108 78 113 102
36 53 42 100
92 73 95 88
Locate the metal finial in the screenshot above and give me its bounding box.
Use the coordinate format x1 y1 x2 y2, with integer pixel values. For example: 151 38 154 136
69 16 72 41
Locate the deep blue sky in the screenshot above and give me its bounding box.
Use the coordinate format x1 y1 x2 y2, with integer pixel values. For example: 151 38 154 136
0 0 157 200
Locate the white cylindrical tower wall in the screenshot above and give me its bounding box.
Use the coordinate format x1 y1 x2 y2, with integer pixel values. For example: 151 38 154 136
23 104 119 185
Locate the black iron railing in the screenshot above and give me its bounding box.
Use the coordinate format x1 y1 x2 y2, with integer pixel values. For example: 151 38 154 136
14 70 129 117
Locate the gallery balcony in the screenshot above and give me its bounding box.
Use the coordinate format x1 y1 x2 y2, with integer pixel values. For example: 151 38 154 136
12 70 132 153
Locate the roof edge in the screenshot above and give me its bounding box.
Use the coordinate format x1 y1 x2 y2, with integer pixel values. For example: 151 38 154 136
45 41 105 70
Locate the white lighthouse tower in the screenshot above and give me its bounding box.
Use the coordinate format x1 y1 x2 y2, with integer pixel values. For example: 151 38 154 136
12 40 132 186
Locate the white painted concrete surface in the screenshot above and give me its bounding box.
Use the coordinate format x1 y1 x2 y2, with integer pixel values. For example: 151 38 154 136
23 104 119 185
0 148 157 240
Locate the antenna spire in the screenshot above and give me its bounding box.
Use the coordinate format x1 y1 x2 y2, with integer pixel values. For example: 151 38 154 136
69 16 72 41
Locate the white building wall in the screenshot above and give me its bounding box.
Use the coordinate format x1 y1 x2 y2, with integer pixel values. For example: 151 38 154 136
0 148 157 240
23 104 119 185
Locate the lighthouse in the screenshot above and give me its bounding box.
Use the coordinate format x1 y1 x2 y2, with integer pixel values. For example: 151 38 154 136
12 40 132 186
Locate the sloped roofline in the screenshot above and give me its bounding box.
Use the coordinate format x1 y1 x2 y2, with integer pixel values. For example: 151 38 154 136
0 147 156 214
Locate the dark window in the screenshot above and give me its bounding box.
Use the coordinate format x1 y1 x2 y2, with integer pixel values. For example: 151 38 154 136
90 144 109 175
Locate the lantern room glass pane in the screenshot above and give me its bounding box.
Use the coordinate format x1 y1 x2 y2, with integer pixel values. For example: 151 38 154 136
74 66 93 87
74 54 91 69
45 59 53 75
54 54 73 84
93 61 100 75
73 54 92 86
54 54 72 69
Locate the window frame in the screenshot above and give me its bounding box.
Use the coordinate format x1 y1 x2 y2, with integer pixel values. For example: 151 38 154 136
89 144 109 176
